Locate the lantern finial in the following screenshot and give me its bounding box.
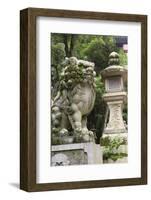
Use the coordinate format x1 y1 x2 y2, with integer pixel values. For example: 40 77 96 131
108 52 120 66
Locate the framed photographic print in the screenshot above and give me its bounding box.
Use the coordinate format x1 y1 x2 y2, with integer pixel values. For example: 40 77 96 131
20 8 147 191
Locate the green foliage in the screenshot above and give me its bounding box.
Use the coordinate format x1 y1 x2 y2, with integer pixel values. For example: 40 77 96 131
51 33 128 74
118 48 128 66
51 34 64 44
51 43 65 66
74 35 97 59
82 36 118 71
95 75 105 95
100 136 127 146
101 136 128 161
103 152 128 162
51 43 66 98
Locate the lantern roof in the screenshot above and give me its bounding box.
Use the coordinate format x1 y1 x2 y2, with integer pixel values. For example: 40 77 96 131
101 52 127 82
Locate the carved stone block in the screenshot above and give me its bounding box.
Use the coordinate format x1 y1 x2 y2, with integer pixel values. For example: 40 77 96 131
51 142 103 166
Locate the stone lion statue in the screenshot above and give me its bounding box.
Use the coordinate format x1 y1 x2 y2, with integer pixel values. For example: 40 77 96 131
51 57 96 143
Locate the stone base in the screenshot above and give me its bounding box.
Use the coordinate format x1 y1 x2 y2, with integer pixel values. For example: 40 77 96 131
102 132 128 140
103 128 127 134
51 142 103 166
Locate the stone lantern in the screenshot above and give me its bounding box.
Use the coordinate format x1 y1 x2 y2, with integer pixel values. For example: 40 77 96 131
101 52 127 136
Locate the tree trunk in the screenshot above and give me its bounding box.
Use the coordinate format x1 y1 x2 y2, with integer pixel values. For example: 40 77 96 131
63 34 77 57
69 35 76 57
63 34 70 57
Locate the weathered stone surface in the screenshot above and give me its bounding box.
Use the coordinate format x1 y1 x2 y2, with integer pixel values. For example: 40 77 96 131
102 92 127 102
51 150 87 166
51 142 103 166
51 57 96 144
104 101 126 133
101 52 127 136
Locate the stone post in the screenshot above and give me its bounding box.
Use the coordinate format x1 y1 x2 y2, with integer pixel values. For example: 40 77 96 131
101 52 127 137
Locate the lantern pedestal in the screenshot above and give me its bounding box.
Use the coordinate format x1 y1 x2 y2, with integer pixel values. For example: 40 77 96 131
103 91 127 136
